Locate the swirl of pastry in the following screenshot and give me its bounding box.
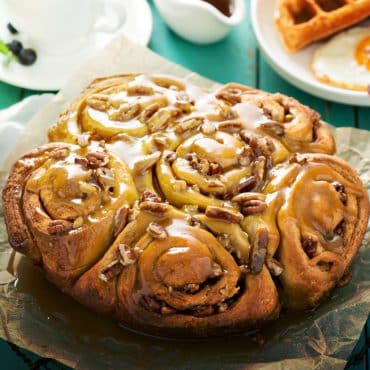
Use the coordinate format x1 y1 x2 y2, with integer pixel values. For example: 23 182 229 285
2 142 138 287
215 83 336 155
262 154 369 309
156 130 279 209
72 202 279 337
48 73 204 143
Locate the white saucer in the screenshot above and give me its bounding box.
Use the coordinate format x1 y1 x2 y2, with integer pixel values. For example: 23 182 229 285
0 0 152 91
251 0 370 107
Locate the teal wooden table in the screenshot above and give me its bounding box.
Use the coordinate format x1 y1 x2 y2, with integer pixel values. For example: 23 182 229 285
0 1 368 369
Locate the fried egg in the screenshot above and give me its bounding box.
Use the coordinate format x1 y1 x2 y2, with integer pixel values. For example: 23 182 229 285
312 27 370 91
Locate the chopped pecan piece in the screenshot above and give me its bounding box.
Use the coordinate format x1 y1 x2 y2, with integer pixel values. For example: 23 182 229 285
111 103 140 121
181 283 200 294
223 176 257 200
216 90 242 105
74 156 89 168
86 151 109 169
141 190 161 203
238 146 254 167
114 206 129 237
99 260 123 282
250 228 268 274
302 237 317 258
267 258 284 276
117 244 139 266
175 117 203 134
211 262 223 277
289 153 308 165
47 220 73 235
147 222 168 239
205 206 243 224
86 94 110 111
260 121 285 136
50 148 69 160
141 103 160 122
218 120 243 133
147 109 172 132
140 201 169 216
127 85 154 96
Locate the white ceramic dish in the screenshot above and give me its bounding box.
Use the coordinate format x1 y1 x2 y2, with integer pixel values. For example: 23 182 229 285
251 0 370 106
154 0 245 44
0 0 152 91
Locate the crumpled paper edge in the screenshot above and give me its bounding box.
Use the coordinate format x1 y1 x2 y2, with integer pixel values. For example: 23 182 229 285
0 35 368 370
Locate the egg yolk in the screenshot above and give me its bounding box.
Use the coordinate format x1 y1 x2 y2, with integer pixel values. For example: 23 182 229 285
355 36 370 71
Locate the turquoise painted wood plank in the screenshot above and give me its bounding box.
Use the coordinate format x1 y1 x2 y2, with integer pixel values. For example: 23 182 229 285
323 101 355 128
0 81 21 109
149 1 254 86
357 108 370 130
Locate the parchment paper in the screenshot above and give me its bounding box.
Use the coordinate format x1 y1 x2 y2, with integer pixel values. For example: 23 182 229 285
0 35 369 370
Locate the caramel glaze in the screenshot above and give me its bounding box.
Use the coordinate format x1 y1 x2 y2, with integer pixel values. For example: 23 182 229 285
2 73 368 337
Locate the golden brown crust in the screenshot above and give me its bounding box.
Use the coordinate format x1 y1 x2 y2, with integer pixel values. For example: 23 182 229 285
2 73 368 337
275 0 370 52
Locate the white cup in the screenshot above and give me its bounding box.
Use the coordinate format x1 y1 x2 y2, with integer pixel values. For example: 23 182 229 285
4 0 120 54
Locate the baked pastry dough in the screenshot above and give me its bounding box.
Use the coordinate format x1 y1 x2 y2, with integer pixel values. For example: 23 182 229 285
3 74 368 337
275 0 370 52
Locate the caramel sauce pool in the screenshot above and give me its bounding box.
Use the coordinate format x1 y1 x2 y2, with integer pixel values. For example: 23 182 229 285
5 252 317 368
201 0 234 17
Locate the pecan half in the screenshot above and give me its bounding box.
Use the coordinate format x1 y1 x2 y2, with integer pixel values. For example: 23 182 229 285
223 176 257 200
99 260 123 282
205 206 243 224
140 201 169 216
147 222 168 239
114 206 129 237
241 199 267 216
47 220 73 235
250 228 268 274
86 151 109 169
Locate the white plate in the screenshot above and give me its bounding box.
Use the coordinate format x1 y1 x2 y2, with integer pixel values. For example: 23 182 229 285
0 0 152 91
250 0 370 106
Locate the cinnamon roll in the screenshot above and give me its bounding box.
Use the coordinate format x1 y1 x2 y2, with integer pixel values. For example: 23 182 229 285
2 73 368 337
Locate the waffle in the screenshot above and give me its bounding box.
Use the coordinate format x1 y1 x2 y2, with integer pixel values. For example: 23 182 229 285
275 0 370 52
